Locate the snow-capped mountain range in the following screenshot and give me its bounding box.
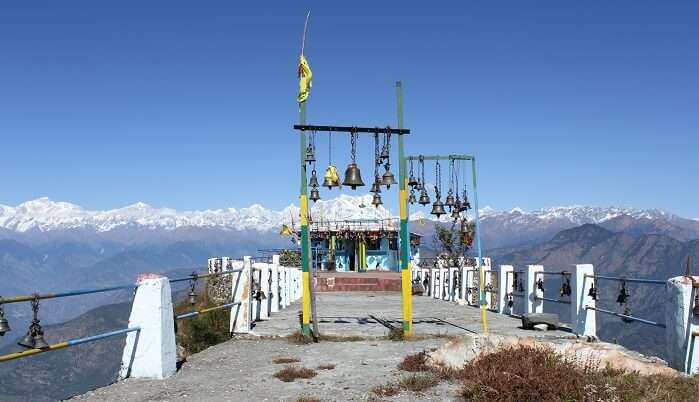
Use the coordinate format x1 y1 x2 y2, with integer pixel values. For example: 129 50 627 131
0 196 685 234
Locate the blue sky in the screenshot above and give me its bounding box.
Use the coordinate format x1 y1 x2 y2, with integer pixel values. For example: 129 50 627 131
1 1 697 217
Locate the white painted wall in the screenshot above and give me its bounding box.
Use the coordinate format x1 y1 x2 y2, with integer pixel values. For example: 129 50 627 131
498 265 514 314
525 265 544 314
229 257 251 334
666 276 699 374
571 264 596 338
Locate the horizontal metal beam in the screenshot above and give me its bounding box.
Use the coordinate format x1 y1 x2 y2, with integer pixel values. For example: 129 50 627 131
293 125 410 135
175 301 241 321
535 271 572 276
169 269 243 284
585 274 665 285
586 306 666 328
405 154 474 161
0 283 138 305
535 296 571 304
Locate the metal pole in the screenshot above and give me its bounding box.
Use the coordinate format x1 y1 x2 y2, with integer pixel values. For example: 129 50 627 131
396 81 413 337
299 102 312 337
472 157 488 335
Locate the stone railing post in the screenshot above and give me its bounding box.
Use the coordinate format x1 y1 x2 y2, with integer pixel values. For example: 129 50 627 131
465 266 475 305
439 266 447 300
666 276 699 374
119 276 176 380
498 265 514 314
525 265 544 314
449 267 458 301
571 264 596 338
230 257 251 334
271 255 280 313
259 263 271 320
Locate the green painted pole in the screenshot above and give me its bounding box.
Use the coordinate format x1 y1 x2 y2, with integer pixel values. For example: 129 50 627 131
299 102 312 336
396 81 413 336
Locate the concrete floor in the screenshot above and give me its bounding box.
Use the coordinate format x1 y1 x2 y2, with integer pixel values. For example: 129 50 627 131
70 293 575 402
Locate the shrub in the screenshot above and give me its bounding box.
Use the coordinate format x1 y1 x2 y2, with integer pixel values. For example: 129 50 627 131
273 358 301 364
273 366 317 382
398 351 429 372
175 291 230 354
371 383 401 397
398 373 441 393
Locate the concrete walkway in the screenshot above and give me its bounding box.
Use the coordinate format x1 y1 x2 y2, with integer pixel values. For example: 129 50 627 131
70 293 575 402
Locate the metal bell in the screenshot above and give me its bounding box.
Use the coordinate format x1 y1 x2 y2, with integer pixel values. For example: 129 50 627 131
693 293 699 317
416 179 423 191
431 198 446 217
323 165 340 189
408 190 417 204
408 173 419 188
382 164 396 189
372 193 383 207
451 207 460 220
304 144 315 163
309 186 321 202
458 198 471 212
0 316 9 336
188 291 197 305
380 145 390 161
370 176 382 193
342 163 365 189
418 190 431 206
18 331 35 348
445 191 455 209
33 331 49 349
309 169 319 187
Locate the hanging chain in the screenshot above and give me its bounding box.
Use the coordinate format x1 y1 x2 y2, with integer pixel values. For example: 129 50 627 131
350 129 358 163
31 295 40 321
455 160 460 196
409 159 414 177
328 130 332 164
420 155 425 184
435 160 442 196
449 158 455 192
374 132 380 177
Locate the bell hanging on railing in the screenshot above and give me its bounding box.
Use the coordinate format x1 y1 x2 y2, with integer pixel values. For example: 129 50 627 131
445 190 455 210
309 186 321 202
408 172 418 188
382 164 397 189
430 197 446 218
304 143 315 164
33 327 49 349
188 291 197 305
308 169 319 187
616 282 629 305
342 163 365 189
18 327 36 349
451 207 460 220
408 189 417 205
370 176 382 193
418 189 431 206
588 283 598 300
693 292 699 317
0 306 10 336
372 193 383 207
415 178 423 191
459 198 471 213
323 165 341 189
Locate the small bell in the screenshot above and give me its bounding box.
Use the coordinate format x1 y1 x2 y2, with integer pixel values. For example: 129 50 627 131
33 330 49 349
304 144 315 164
693 292 699 317
308 169 319 187
372 193 383 207
459 191 471 212
380 145 390 161
616 283 629 305
430 197 446 217
416 179 423 191
0 307 10 336
188 291 197 305
342 163 365 189
445 190 455 209
323 165 341 189
18 330 35 349
418 190 431 206
536 278 545 293
309 186 321 202
408 173 419 188
370 176 382 193
588 283 598 300
408 190 417 205
451 207 460 220
382 164 397 189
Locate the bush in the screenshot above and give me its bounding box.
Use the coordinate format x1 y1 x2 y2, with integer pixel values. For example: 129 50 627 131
273 366 317 382
175 291 230 354
398 351 430 372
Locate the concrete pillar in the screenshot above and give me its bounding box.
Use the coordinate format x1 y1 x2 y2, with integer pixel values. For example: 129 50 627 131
230 256 251 334
259 263 271 320
449 267 458 301
271 255 280 314
431 268 439 299
483 268 493 310
525 265 544 315
119 276 176 380
439 267 447 300
498 265 514 314
466 267 475 305
283 267 290 307
251 264 261 321
571 264 596 338
459 266 467 302
666 276 699 374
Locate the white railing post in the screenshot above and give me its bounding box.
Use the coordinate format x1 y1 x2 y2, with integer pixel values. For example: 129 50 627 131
230 257 251 334
448 267 457 301
271 255 280 313
260 263 271 320
283 267 291 306
439 266 447 300
572 264 596 338
666 276 699 374
119 276 176 380
498 265 513 314
525 265 544 315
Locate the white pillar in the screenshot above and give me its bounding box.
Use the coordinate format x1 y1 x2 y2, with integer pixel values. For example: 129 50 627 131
230 257 251 334
498 265 513 314
283 267 290 307
251 264 261 322
119 276 176 380
439 267 447 300
666 276 699 374
466 267 475 305
271 255 280 314
460 266 467 302
449 267 458 301
259 263 271 320
571 264 596 338
483 267 493 310
525 265 544 315
431 268 439 299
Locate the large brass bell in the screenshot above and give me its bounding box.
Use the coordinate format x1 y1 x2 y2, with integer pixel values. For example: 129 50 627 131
370 176 382 193
342 163 365 189
372 193 383 207
323 165 341 189
309 186 320 202
382 164 397 189
418 189 431 206
308 169 319 187
431 197 447 217
408 190 417 204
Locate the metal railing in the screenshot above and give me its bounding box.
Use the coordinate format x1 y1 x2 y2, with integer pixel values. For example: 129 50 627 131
586 306 665 328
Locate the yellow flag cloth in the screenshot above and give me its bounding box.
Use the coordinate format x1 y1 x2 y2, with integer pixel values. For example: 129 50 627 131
297 55 313 103
280 224 293 236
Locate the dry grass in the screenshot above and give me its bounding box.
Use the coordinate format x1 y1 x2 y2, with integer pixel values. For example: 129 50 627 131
286 331 366 344
387 327 405 341
398 373 441 393
316 363 336 370
398 350 430 372
455 345 699 402
273 366 317 382
370 383 401 397
293 397 321 402
273 357 300 364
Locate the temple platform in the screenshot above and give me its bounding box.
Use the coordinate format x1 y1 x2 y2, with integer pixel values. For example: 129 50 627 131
314 271 402 292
